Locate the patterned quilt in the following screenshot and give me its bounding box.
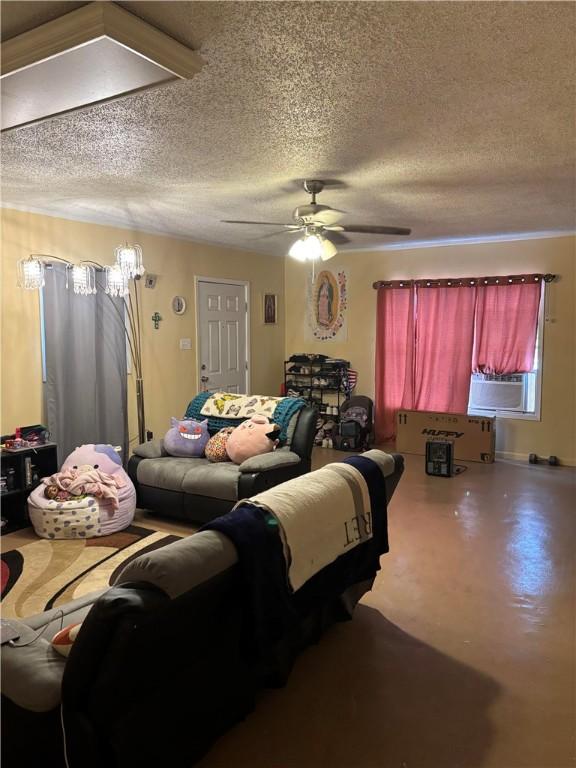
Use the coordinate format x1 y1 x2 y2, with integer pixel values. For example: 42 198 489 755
200 392 283 419
185 392 307 442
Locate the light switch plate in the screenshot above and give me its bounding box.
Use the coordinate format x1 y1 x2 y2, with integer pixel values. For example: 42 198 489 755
179 338 192 350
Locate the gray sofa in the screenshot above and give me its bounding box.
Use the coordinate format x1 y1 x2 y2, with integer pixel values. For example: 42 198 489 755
1 451 404 768
128 404 317 523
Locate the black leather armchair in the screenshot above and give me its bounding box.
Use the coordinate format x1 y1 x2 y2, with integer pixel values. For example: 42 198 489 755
128 405 317 523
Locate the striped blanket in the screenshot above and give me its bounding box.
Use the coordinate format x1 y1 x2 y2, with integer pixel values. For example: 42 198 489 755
185 391 306 442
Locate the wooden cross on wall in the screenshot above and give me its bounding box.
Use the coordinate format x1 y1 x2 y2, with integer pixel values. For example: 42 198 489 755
152 312 162 329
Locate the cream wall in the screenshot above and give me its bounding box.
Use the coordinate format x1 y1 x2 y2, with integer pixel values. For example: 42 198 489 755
285 236 576 465
1 208 285 443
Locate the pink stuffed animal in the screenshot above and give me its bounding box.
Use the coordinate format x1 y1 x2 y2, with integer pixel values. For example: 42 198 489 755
226 416 281 464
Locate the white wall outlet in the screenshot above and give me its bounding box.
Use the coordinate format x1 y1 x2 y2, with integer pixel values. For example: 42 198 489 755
145 274 157 289
179 338 192 350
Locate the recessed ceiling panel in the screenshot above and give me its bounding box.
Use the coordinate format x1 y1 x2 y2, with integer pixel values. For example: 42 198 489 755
1 37 176 130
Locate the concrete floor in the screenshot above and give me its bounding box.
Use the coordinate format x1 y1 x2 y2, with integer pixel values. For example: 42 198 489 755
194 449 575 768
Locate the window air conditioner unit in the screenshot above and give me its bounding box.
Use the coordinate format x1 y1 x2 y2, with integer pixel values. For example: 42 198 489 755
469 374 526 412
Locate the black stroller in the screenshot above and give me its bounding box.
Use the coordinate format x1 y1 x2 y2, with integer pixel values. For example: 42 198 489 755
333 396 374 452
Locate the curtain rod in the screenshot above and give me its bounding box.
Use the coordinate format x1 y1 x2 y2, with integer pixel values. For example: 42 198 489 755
372 273 556 289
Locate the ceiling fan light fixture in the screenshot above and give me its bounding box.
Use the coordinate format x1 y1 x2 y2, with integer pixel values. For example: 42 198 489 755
289 232 330 262
302 234 324 261
288 238 308 262
320 237 337 261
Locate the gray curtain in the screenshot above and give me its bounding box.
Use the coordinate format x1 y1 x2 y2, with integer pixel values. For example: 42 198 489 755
43 264 128 464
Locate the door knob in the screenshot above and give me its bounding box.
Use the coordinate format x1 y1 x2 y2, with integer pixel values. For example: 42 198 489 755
201 376 209 383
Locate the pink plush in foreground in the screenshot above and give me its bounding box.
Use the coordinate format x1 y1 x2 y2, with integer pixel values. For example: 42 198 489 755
226 416 281 464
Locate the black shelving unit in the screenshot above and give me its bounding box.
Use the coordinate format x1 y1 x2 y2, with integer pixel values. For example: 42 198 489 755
1 443 58 533
284 358 351 418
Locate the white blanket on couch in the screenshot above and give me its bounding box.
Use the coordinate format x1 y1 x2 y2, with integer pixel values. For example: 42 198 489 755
247 462 373 591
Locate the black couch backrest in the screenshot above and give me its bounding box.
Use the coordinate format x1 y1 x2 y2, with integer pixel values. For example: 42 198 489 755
289 405 317 461
62 570 247 768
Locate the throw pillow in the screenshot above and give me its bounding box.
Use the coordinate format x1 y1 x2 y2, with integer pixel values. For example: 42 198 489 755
51 622 82 657
205 427 235 462
226 416 281 465
164 417 209 457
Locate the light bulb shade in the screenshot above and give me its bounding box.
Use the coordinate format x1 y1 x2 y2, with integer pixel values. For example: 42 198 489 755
301 234 323 261
288 233 331 262
105 264 129 297
288 238 308 261
115 243 144 279
320 238 338 261
17 256 45 289
71 264 97 295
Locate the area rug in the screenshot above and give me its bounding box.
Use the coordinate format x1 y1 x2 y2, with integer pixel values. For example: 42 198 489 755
1 524 181 619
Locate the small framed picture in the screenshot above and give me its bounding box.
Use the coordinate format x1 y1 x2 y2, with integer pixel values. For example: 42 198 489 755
263 293 277 324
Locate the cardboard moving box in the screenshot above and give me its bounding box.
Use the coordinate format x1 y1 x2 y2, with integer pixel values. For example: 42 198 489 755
396 410 495 463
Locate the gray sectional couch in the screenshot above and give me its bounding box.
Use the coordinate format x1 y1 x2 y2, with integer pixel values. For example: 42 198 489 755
1 450 404 768
128 404 317 523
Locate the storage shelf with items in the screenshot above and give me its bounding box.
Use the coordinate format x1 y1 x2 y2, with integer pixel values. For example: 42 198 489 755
1 442 58 533
284 355 356 446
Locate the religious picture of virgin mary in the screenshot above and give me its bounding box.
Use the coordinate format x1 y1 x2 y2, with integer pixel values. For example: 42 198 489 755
307 268 348 342
316 275 333 327
315 271 339 329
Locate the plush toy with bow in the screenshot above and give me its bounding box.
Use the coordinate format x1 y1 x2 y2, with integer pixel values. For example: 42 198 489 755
226 415 281 464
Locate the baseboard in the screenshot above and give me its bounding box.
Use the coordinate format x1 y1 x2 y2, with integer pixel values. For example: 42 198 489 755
496 450 576 467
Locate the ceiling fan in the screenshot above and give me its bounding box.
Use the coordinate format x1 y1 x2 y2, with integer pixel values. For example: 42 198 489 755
223 179 411 261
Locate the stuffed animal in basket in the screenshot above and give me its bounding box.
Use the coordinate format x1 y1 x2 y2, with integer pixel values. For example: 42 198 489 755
164 417 210 457
28 444 136 539
226 415 281 464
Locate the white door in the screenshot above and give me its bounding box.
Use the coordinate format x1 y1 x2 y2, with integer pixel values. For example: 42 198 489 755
197 280 248 394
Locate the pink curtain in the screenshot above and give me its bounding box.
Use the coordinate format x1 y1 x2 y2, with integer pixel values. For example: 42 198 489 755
413 286 477 413
473 282 541 374
375 287 415 442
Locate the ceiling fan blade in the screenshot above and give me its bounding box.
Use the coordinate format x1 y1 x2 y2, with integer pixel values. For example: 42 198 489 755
323 230 351 245
309 208 345 226
222 220 299 227
256 228 303 240
339 225 412 236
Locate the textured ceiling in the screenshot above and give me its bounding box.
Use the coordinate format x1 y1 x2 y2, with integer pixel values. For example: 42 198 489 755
1 1 575 255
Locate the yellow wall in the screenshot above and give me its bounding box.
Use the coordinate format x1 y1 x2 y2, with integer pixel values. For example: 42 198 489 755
3 209 574 464
1 208 285 443
285 236 576 465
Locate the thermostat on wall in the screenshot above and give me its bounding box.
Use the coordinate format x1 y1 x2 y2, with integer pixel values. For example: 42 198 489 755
172 296 187 315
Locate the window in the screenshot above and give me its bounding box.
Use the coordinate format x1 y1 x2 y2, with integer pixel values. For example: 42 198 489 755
468 289 544 420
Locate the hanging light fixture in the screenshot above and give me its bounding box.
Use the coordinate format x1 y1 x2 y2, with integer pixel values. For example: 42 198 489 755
104 264 129 297
17 255 46 289
288 231 337 262
70 264 97 295
115 243 145 279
